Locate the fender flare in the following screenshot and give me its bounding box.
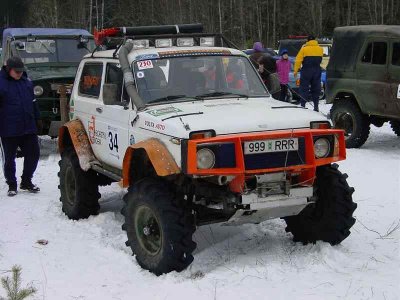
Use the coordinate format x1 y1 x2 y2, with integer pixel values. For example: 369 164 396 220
122 138 180 187
58 119 96 171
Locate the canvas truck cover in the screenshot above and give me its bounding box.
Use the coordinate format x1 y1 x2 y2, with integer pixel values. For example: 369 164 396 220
2 28 92 50
327 25 400 73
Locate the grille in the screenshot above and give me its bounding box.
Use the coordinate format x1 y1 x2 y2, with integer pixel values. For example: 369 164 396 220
243 137 306 170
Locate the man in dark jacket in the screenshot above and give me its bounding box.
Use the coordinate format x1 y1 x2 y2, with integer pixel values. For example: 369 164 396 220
294 35 323 112
0 57 41 196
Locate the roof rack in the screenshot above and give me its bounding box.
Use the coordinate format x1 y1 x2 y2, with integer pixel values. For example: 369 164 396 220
93 23 239 51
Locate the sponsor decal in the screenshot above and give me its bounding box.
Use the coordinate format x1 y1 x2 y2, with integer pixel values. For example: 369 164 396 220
88 116 106 145
130 135 135 145
69 98 75 120
107 125 119 159
135 53 160 60
204 103 242 107
397 84 400 99
83 75 101 90
137 71 145 78
144 120 166 131
137 60 154 70
147 107 182 117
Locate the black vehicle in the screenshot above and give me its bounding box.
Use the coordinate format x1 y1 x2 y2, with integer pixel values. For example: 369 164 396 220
2 28 95 136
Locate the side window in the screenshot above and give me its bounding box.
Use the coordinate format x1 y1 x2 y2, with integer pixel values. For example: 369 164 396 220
392 42 400 66
361 42 387 65
79 63 103 97
105 63 123 103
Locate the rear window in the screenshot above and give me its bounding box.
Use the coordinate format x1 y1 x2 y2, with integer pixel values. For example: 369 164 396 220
361 42 387 65
392 42 400 66
79 63 103 97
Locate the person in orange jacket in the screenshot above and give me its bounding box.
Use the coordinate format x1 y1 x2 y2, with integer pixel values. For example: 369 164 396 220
294 35 323 112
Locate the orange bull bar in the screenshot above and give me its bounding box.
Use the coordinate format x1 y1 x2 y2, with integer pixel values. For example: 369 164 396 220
186 129 346 192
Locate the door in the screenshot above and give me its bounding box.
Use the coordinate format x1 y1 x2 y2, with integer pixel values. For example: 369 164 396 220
388 41 400 117
74 61 105 160
94 62 134 169
356 40 391 116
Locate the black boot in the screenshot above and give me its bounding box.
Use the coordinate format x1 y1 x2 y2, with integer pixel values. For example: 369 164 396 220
7 183 17 197
20 181 40 193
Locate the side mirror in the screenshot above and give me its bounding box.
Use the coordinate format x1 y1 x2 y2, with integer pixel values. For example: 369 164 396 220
103 83 118 105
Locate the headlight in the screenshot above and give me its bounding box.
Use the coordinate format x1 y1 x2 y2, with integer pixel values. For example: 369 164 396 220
314 138 330 158
34 85 44 96
197 148 215 169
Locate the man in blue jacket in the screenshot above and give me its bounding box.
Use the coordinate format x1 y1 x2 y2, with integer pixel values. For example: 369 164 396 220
0 57 41 196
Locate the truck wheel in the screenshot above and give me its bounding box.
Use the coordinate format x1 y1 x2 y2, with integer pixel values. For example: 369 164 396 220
284 164 357 245
121 178 196 275
58 148 100 220
390 120 400 136
330 100 370 148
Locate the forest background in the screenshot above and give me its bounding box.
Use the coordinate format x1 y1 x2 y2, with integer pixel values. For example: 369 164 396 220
1 0 400 48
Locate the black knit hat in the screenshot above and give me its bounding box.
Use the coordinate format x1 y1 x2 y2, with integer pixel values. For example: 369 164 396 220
6 56 25 72
307 35 316 41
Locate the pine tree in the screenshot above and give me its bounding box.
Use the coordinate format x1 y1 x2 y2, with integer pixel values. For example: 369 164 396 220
0 266 36 300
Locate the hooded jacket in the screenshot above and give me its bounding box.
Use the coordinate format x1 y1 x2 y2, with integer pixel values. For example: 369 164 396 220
0 67 40 137
294 40 323 75
276 58 291 84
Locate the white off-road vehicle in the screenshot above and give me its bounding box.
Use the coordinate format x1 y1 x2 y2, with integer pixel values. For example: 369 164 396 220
58 24 357 275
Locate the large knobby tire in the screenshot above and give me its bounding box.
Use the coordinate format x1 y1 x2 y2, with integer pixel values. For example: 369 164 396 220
121 178 196 275
390 120 400 136
284 164 357 245
58 148 100 220
330 100 370 148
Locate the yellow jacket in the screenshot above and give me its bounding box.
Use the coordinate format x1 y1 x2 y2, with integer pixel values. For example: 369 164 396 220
294 40 323 75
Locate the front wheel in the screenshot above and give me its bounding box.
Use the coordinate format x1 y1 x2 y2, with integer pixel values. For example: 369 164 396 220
390 120 400 136
284 164 357 245
330 100 370 148
121 178 196 275
58 148 100 220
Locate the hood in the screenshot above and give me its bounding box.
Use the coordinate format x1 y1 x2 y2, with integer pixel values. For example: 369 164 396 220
139 97 329 138
25 64 78 81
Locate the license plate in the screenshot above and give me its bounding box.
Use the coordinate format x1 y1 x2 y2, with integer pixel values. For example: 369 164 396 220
244 138 299 154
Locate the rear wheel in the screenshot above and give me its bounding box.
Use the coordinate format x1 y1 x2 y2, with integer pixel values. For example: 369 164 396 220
330 100 370 148
58 148 100 220
390 120 400 136
284 164 357 245
121 178 196 275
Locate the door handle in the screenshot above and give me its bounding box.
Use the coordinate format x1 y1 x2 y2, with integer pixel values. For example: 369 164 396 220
96 107 103 113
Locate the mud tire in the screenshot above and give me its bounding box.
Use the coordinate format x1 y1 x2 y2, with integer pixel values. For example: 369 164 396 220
121 178 196 275
390 120 400 136
284 164 357 245
330 100 370 148
58 148 100 220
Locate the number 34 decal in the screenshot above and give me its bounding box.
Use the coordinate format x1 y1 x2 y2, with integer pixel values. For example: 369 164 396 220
108 132 119 152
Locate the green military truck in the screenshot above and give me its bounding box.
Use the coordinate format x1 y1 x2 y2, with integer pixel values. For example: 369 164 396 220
2 28 95 136
327 25 400 148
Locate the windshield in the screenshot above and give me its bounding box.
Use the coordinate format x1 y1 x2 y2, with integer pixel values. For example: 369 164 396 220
11 38 95 64
133 55 268 105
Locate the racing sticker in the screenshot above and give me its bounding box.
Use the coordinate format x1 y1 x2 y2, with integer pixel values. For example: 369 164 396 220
136 53 160 60
147 107 182 117
88 116 106 145
107 125 120 159
397 84 400 99
137 71 145 78
137 60 153 70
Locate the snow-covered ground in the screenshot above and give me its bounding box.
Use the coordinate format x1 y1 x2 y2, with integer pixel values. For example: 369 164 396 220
0 102 399 300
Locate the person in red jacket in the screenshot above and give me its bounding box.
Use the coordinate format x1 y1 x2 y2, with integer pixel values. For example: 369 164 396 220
276 49 291 102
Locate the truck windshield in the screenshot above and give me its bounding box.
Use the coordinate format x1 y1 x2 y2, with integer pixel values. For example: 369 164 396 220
11 38 95 64
133 55 268 105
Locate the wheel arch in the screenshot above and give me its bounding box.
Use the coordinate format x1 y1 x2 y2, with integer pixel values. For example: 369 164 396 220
331 91 366 113
58 119 96 171
122 138 181 188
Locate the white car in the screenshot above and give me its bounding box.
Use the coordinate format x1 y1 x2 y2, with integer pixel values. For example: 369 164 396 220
58 24 356 275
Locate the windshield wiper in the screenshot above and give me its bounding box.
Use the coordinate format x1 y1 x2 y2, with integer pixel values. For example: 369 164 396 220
147 95 193 104
195 92 249 99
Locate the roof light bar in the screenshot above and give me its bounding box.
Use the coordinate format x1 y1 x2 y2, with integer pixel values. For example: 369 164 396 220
94 24 203 46
156 39 173 48
177 37 194 47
